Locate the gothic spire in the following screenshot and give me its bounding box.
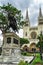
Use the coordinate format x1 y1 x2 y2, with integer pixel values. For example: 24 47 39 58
26 8 29 21
26 8 28 19
25 8 30 26
39 6 42 17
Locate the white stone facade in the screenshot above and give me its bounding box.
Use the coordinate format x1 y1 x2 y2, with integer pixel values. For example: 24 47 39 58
2 32 20 56
23 7 43 44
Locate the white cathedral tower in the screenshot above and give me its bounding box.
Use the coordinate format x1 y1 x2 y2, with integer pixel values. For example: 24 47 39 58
38 7 43 34
23 8 30 39
23 7 43 44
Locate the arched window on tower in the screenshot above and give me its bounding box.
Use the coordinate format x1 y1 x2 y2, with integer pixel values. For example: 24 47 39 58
25 32 27 36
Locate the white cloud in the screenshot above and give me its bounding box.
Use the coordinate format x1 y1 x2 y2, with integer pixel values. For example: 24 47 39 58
0 2 2 6
16 29 23 38
19 29 23 38
22 8 30 19
34 0 43 5
0 30 2 34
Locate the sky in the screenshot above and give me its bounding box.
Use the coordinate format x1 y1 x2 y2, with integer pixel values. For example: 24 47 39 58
0 0 43 39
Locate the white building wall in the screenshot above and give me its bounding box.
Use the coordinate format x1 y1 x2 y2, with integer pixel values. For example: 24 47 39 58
23 25 30 39
38 25 43 35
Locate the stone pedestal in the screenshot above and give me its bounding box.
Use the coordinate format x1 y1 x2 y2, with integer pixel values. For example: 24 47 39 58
1 32 22 64
2 32 20 56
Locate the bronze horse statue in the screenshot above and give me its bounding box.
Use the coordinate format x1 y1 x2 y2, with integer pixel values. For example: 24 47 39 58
5 12 18 32
8 13 17 31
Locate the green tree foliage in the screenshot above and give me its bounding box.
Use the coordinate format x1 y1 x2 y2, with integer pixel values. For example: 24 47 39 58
20 38 29 46
37 32 43 60
36 42 40 48
0 13 8 32
0 3 24 32
36 32 43 48
18 61 25 65
18 60 29 65
0 13 7 24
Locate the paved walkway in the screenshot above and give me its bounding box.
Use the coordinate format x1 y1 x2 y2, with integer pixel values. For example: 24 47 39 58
22 56 34 63
0 55 34 65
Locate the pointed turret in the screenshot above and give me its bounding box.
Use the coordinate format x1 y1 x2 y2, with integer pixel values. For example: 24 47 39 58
25 8 30 26
38 6 43 25
39 7 42 17
26 8 29 20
